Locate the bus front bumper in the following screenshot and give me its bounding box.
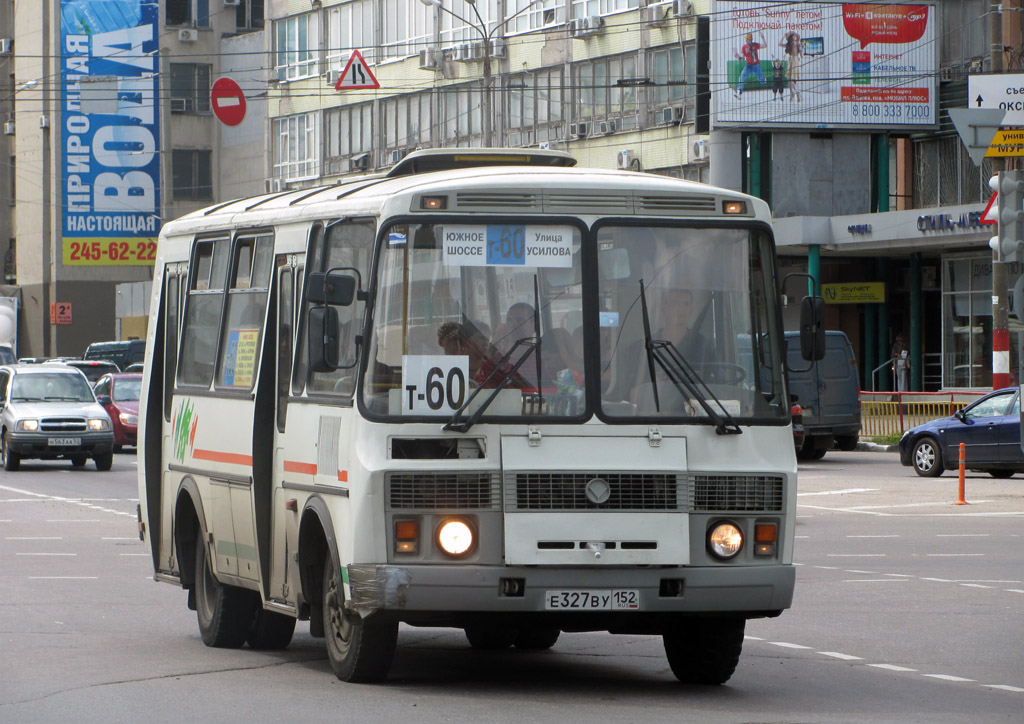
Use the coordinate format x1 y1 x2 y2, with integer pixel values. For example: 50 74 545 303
344 563 795 620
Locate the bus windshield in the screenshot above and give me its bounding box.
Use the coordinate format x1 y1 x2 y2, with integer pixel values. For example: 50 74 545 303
363 221 585 420
361 221 785 423
596 224 786 421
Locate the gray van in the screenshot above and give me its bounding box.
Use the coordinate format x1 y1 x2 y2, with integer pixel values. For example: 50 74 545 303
785 330 861 460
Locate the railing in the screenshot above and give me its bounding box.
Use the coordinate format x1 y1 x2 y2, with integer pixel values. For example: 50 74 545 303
860 390 986 437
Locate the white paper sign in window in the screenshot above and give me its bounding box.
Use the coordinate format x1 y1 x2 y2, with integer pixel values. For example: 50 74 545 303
401 355 469 414
441 225 573 268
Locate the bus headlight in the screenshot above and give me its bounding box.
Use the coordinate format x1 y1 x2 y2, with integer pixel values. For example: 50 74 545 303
436 518 474 558
707 521 743 560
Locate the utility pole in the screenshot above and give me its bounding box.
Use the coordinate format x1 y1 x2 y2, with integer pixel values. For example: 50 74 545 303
991 3 1010 390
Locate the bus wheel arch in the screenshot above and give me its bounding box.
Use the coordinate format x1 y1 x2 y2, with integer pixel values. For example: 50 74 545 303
297 497 337 636
173 477 207 600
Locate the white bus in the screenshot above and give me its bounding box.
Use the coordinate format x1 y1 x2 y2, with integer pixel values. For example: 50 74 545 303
137 149 823 684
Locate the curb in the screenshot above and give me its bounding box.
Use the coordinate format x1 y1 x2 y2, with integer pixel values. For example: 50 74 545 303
856 441 898 453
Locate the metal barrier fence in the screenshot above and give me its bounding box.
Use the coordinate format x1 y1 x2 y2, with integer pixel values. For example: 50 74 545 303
860 391 986 438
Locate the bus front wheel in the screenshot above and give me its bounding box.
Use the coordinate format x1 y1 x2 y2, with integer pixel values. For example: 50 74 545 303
322 556 398 682
194 531 257 648
663 617 745 685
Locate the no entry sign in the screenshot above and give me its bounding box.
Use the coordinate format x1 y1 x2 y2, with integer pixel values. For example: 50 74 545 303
211 77 246 126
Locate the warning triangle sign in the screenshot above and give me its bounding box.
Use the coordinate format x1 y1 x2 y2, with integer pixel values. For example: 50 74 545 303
981 191 998 225
335 50 380 90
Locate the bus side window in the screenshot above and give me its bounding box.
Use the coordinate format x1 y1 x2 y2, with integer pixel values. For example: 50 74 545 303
292 225 322 395
277 266 294 432
216 234 273 391
304 219 374 398
180 238 230 388
164 272 179 421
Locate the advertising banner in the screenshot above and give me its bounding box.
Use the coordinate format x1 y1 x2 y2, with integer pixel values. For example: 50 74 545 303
713 1 937 129
61 0 160 266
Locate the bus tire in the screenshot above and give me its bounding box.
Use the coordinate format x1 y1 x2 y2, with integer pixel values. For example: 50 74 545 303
464 626 517 650
663 617 745 685
247 609 296 650
322 555 397 682
514 627 560 650
194 531 257 648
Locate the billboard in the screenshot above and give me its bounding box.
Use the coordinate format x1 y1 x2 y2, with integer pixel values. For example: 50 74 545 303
61 0 160 266
712 2 937 129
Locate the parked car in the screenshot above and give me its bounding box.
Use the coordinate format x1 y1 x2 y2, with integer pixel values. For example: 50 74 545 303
785 331 861 460
93 373 141 451
45 359 121 384
899 387 1022 478
83 340 146 372
123 363 145 374
0 364 114 470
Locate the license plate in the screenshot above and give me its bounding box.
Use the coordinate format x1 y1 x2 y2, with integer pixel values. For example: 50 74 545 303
544 589 640 611
48 438 80 447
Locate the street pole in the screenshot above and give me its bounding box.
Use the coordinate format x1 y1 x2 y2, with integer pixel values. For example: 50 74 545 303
991 2 1009 390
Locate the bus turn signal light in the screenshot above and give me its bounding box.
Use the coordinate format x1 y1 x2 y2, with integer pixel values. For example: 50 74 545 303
395 520 419 555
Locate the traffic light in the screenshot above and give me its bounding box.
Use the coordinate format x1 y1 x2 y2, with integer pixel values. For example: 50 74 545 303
990 170 1024 262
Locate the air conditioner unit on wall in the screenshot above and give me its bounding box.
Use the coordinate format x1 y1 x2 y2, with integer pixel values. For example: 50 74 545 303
325 69 341 86
692 138 709 161
570 15 604 38
178 28 197 42
0 38 12 55
673 0 694 17
569 121 589 139
418 48 440 70
490 39 507 59
224 0 241 6
350 153 370 172
617 149 636 170
661 105 685 125
3 121 14 136
265 178 283 193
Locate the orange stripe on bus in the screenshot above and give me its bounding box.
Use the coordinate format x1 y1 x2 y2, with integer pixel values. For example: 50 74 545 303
338 470 348 482
192 449 253 466
284 460 318 476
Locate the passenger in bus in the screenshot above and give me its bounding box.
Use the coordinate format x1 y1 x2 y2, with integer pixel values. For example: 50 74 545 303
438 320 526 388
491 302 536 355
657 288 709 366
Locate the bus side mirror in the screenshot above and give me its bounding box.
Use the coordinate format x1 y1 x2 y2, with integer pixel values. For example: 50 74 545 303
799 296 826 361
307 272 356 306
308 306 340 372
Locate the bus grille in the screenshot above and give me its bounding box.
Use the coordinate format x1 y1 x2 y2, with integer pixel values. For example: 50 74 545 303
636 195 718 214
691 474 784 512
40 417 88 433
507 472 683 511
386 472 501 511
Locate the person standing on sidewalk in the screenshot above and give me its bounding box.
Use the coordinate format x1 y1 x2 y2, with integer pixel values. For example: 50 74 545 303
891 333 909 392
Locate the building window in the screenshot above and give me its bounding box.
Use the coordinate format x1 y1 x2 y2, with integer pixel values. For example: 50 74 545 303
942 255 994 389
650 44 688 123
381 92 432 162
170 64 211 114
940 0 988 69
166 0 210 28
506 0 561 34
274 113 319 181
441 84 483 146
571 0 638 20
913 135 992 209
325 103 373 175
382 0 433 59
573 53 638 128
4 239 14 284
236 0 264 31
506 67 564 146
327 0 374 69
172 149 213 201
275 13 319 82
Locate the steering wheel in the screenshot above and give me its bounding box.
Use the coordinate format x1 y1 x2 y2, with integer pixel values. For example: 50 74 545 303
694 362 747 386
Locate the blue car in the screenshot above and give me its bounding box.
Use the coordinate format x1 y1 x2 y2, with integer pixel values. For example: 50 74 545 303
899 387 1022 478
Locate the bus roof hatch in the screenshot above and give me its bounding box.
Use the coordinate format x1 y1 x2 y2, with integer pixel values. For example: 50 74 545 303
386 148 577 178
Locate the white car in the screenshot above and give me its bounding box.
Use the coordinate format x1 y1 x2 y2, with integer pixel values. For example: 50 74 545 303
0 364 114 471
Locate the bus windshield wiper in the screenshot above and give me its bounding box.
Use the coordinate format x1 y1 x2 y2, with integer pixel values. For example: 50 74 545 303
639 280 741 435
443 337 537 433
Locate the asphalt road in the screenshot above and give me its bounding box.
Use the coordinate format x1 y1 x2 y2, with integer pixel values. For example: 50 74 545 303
0 449 1020 723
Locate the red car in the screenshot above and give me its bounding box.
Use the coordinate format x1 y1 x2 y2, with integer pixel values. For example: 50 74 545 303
93 373 142 451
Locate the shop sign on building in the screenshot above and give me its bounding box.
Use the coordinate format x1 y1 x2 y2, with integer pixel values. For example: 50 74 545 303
712 2 937 129
822 282 885 304
60 0 160 266
49 303 72 325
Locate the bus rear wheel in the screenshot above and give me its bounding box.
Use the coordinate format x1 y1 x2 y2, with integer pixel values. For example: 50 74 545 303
194 531 257 648
663 617 745 685
322 555 398 682
247 609 296 650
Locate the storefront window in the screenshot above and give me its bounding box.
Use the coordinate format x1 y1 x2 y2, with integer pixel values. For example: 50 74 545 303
942 256 993 389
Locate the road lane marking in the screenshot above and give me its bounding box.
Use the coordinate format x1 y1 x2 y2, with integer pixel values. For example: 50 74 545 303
826 554 886 557
0 485 135 518
769 642 813 649
984 684 1024 692
960 583 992 589
846 534 899 538
842 579 907 583
869 664 918 672
797 488 878 496
927 553 984 557
6 536 62 540
16 552 76 556
936 533 989 537
47 519 101 523
28 576 98 580
924 674 975 682
818 651 862 660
